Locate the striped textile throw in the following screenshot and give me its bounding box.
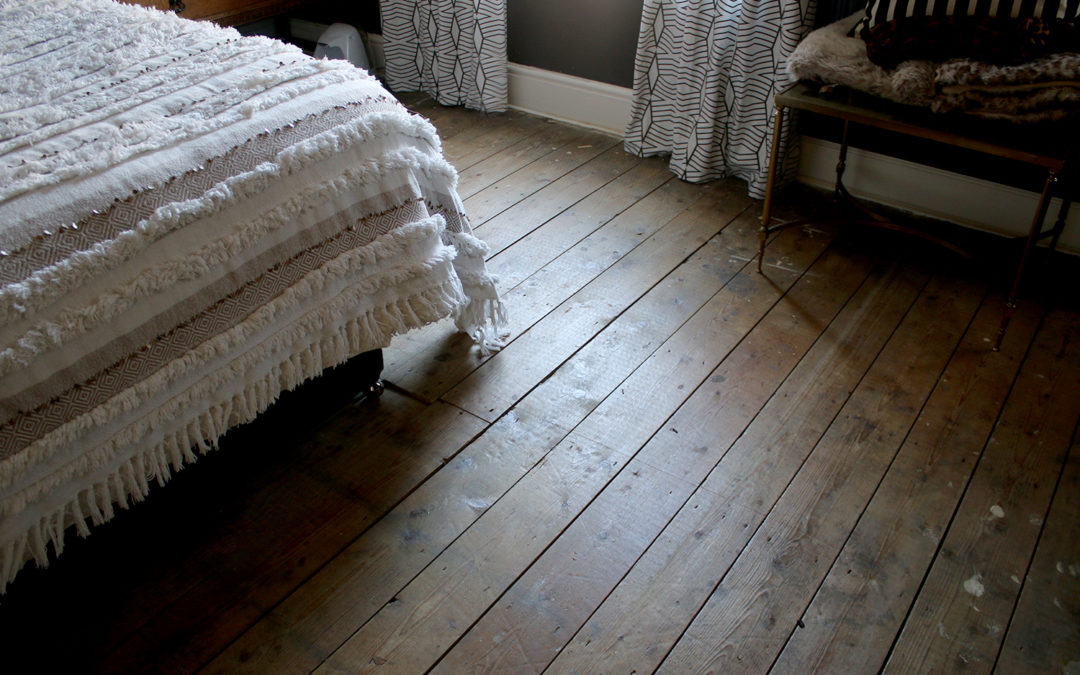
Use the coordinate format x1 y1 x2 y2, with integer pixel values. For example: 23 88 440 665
854 0 1080 67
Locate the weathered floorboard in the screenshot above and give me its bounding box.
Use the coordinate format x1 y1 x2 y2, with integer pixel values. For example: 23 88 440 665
548 250 925 673
771 292 1042 673
315 214 835 673
657 270 986 673
883 307 1080 673
995 425 1080 673
435 234 880 672
381 173 706 402
2 94 1077 675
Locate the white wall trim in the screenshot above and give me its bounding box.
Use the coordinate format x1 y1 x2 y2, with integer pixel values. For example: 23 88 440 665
503 65 1078 254
798 137 1079 254
507 63 632 137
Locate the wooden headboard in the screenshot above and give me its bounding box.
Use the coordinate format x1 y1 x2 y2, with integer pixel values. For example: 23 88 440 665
124 0 309 26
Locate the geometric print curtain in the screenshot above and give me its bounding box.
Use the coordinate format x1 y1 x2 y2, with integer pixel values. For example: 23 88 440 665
380 0 508 113
624 0 816 199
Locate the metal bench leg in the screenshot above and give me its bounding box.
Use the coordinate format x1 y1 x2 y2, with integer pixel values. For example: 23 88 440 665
996 169 1058 350
834 120 851 201
759 105 786 274
1048 197 1072 252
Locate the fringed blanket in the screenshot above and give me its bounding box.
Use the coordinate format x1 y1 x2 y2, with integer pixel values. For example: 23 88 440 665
788 13 1080 122
0 0 506 592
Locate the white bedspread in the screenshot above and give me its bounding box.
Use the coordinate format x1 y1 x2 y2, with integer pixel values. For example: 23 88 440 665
0 0 506 592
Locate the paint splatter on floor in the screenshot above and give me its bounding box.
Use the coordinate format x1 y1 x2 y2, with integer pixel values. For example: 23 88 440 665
964 575 985 597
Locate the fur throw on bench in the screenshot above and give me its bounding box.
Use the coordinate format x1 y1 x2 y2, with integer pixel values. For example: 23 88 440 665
788 13 1080 122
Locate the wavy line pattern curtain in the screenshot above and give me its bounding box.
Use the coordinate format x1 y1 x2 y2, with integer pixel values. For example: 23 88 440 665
380 0 508 113
625 0 816 198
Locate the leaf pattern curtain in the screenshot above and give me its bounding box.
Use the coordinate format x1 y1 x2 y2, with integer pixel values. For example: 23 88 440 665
380 0 508 113
625 0 816 198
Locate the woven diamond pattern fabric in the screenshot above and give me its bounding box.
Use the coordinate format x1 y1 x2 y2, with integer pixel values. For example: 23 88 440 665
625 0 816 198
381 0 508 113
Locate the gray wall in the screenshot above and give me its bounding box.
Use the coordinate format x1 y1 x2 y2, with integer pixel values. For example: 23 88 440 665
508 0 643 89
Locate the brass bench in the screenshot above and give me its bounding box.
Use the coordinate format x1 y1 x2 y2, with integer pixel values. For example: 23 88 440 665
759 82 1077 348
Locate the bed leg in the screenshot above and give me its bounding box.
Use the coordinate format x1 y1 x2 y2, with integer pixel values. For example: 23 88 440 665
357 349 385 399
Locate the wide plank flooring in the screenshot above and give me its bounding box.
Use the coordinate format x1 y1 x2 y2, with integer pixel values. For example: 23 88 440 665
2 94 1078 674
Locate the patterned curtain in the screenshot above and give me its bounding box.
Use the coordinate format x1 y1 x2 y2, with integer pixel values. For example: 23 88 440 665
380 0 508 113
625 0 816 198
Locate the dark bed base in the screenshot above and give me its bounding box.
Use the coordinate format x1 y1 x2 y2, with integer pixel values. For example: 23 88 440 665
0 349 385 601
331 348 385 400
290 348 385 404
220 347 384 451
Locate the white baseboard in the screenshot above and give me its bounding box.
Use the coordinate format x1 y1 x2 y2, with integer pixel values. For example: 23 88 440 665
507 63 632 137
798 137 1079 254
502 66 1078 254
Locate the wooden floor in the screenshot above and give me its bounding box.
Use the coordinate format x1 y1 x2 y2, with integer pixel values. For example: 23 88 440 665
2 96 1079 674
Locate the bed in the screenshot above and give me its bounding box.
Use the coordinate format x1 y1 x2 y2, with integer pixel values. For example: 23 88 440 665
0 0 506 592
